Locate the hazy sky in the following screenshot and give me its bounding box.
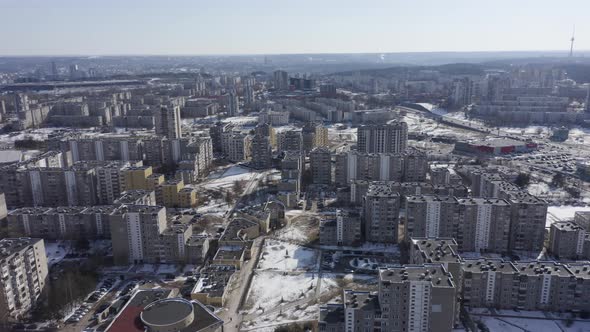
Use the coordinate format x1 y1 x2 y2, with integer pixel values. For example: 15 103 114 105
1 0 588 55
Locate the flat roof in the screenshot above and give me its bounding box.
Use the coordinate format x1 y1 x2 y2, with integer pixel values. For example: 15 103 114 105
141 298 193 327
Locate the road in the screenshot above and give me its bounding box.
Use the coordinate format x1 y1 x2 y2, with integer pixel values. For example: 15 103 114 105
217 169 268 331
217 236 264 332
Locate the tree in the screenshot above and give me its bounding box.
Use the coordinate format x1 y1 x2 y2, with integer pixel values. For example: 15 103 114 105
551 173 566 188
514 173 531 188
565 187 581 199
75 238 90 252
233 180 245 194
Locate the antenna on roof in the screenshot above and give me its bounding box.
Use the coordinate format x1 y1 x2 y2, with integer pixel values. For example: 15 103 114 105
569 25 576 57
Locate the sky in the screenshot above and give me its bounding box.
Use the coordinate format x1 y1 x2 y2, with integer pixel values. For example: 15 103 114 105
1 0 588 56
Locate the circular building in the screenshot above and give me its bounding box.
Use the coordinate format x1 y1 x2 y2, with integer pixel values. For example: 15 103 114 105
140 298 194 332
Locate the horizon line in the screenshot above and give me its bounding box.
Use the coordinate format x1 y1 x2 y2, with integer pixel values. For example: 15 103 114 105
0 49 589 58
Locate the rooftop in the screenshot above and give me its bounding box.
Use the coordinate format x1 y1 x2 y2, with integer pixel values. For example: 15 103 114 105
379 264 455 288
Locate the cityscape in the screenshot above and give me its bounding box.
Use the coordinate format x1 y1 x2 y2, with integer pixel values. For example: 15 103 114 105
2 1 590 332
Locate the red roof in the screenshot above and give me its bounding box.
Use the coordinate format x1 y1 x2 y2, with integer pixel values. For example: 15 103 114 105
106 306 145 332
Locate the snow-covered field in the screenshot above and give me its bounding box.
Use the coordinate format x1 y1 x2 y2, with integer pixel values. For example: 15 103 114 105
257 240 319 272
245 271 319 314
202 165 258 191
44 241 70 266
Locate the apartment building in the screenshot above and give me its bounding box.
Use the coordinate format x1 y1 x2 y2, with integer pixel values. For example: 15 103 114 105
61 136 144 163
310 147 332 185
122 165 163 191
277 130 303 154
363 183 401 243
357 121 408 154
319 210 362 246
221 132 251 162
27 163 98 207
507 193 548 252
8 206 115 240
409 238 462 287
155 179 197 208
109 205 165 264
302 122 329 153
155 103 182 139
549 221 586 259
378 265 457 332
250 134 272 170
0 238 48 323
335 149 427 186
405 195 514 253
343 290 381 332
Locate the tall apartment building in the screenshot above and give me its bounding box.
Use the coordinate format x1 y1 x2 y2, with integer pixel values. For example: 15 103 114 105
279 151 303 196
357 121 408 154
343 290 381 332
378 265 458 332
335 150 427 186
244 84 255 106
461 258 520 309
250 134 272 170
254 123 277 149
221 132 251 162
258 110 289 126
209 122 234 153
155 103 182 139
302 122 328 153
63 137 144 163
226 90 239 117
405 196 512 253
273 70 289 91
462 260 590 312
310 147 332 185
0 238 48 323
0 151 67 208
319 210 361 246
278 130 303 153
110 205 167 264
8 206 115 240
507 193 547 252
95 161 141 205
549 221 586 259
28 163 98 207
409 238 462 286
363 184 401 243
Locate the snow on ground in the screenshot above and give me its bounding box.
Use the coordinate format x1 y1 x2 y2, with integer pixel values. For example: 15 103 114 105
274 222 313 243
220 116 258 126
471 308 590 332
257 240 319 272
0 127 68 144
527 182 551 196
245 271 319 314
156 264 178 274
202 165 258 191
44 241 70 267
318 273 376 294
195 198 231 217
242 302 319 331
547 205 590 226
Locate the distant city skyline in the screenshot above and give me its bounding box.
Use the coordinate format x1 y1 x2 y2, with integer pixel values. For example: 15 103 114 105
1 0 589 56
